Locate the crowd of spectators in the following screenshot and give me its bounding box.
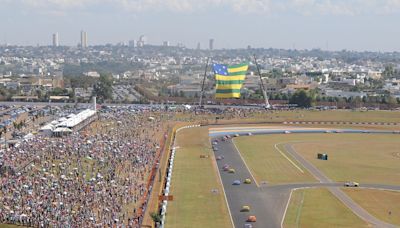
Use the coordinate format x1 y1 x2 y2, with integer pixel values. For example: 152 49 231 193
0 109 164 227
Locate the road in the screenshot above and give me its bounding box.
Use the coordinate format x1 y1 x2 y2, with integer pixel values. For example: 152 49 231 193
211 127 400 228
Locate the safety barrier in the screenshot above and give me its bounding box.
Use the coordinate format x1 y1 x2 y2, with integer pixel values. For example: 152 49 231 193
283 121 399 125
137 127 169 227
159 124 201 228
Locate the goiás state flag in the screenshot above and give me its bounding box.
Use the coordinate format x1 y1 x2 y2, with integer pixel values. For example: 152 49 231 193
213 63 248 98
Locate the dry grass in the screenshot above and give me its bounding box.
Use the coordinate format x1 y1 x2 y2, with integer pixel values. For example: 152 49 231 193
164 127 231 228
234 135 316 184
292 134 400 185
234 133 400 185
284 188 369 228
343 188 400 226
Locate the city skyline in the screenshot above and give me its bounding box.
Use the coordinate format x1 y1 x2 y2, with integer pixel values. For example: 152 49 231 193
1 0 400 51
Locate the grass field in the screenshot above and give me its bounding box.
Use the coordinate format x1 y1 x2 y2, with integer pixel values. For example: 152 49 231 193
234 133 400 185
262 110 400 123
0 225 20 228
291 134 400 185
174 110 400 127
164 127 231 228
343 188 400 226
233 135 316 184
283 188 369 228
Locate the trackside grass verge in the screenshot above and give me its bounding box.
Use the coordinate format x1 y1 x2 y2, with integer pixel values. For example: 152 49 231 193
343 188 400 226
283 188 369 228
164 127 231 228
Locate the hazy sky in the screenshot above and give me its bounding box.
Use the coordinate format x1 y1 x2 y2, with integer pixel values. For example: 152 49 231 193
1 0 400 51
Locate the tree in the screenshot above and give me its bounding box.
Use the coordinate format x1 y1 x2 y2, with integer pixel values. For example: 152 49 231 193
92 74 113 103
383 65 395 79
150 212 162 225
362 96 368 103
289 90 314 108
387 96 397 108
49 87 67 96
35 89 43 100
274 93 282 100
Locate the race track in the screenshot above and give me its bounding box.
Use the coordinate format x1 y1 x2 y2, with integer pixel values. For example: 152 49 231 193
210 126 400 228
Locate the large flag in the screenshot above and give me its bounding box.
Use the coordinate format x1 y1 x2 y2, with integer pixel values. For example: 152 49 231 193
213 63 248 98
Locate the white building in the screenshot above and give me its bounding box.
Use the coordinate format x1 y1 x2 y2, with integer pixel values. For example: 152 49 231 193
367 70 382 79
84 71 100 78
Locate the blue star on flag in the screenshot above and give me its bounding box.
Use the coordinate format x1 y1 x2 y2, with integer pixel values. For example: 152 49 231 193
213 63 229 76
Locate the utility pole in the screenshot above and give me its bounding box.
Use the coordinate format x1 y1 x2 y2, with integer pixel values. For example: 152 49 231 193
253 55 271 109
199 57 210 107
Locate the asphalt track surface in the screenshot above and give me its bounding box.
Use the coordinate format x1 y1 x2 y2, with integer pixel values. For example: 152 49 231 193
210 127 400 228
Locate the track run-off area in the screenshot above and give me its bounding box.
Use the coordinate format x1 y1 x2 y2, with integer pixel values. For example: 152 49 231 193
209 126 400 228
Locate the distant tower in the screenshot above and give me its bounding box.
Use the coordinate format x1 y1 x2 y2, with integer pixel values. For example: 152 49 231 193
52 33 59 47
129 40 136 47
137 35 146 47
197 42 201 50
209 39 214 50
163 41 170 47
80 30 88 48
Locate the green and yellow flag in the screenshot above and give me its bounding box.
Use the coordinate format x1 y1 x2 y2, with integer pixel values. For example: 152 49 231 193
213 63 248 98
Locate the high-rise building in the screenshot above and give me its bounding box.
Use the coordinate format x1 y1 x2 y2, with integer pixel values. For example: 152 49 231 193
52 33 59 47
129 40 136 47
209 39 214 50
163 41 170 47
137 35 146 47
197 42 201 50
80 30 88 48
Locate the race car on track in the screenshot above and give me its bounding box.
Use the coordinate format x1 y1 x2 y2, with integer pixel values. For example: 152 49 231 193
344 181 359 187
244 179 252 184
233 180 241 185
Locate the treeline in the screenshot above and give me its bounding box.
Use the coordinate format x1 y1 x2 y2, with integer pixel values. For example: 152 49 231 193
63 62 144 76
287 90 400 108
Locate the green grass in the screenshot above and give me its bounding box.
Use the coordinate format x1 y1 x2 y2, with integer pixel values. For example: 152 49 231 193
165 127 231 228
284 188 369 228
343 188 400 226
233 135 316 184
292 134 400 185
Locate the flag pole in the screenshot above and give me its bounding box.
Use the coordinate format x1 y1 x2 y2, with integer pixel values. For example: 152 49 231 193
253 54 271 109
199 57 209 107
